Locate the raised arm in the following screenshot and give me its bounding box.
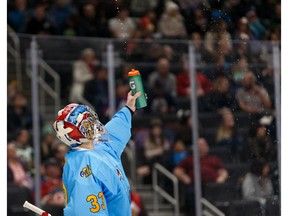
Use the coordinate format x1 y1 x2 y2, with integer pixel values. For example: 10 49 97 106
104 91 141 157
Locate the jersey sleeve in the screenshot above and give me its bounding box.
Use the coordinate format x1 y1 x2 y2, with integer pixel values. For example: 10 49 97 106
104 107 132 157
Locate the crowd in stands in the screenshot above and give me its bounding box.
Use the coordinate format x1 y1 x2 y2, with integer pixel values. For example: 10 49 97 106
7 0 280 215
8 0 281 41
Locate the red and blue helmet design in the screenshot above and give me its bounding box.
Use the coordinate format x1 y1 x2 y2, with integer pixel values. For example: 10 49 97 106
53 103 108 147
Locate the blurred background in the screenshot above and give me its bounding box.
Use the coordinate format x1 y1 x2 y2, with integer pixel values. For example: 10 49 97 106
7 0 281 215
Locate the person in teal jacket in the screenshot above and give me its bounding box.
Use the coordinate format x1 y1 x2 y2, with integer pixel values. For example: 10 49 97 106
53 91 141 216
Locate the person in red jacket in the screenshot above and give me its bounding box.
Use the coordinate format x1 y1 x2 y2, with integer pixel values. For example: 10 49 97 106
130 191 148 216
173 137 228 215
176 68 212 97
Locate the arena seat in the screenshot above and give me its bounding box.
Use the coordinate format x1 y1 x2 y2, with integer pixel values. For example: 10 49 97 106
203 182 240 204
208 146 235 164
225 163 250 184
7 184 32 216
203 182 240 216
265 197 280 216
228 200 262 216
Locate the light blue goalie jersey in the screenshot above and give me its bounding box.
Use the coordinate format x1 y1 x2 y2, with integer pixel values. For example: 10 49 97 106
62 107 132 216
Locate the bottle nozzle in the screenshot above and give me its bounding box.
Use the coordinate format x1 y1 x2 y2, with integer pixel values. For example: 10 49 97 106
128 69 140 76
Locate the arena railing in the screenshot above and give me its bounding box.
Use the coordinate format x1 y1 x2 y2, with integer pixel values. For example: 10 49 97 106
25 39 61 118
7 25 22 90
201 198 225 216
152 162 180 216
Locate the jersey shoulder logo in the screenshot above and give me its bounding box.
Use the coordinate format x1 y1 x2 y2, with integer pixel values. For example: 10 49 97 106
80 165 92 178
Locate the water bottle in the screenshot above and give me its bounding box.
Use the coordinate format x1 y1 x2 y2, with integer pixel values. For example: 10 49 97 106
128 69 147 108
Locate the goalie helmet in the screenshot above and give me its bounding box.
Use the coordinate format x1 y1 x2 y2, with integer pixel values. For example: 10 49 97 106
53 103 108 147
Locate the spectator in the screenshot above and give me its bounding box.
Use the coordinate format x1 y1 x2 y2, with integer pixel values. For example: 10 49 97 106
25 4 55 35
94 6 111 38
161 139 188 172
78 3 109 37
176 111 204 148
158 1 187 39
130 191 148 216
130 0 153 17
231 55 249 86
8 0 30 33
53 144 69 168
149 81 176 114
62 13 79 36
173 137 228 215
268 28 281 44
148 58 177 98
69 48 100 103
233 35 251 59
205 52 231 80
41 131 58 163
49 0 77 34
204 75 238 111
233 17 254 40
236 71 272 114
41 186 65 207
134 128 150 178
204 18 232 61
189 8 208 37
97 0 129 20
245 123 276 163
123 30 147 62
78 3 98 36
263 113 277 146
14 129 33 170
176 54 212 111
115 80 130 111
7 142 33 190
269 3 281 33
174 137 229 184
242 160 274 206
138 10 157 38
41 158 63 199
260 65 275 101
7 79 19 105
108 6 136 39
7 93 33 141
215 108 244 159
217 27 233 61
176 59 212 98
83 66 109 122
142 43 164 72
137 118 170 184
144 118 170 163
190 32 207 67
246 9 267 40
162 44 178 64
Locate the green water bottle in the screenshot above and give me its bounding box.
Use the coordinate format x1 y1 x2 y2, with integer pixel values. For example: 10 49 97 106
128 69 147 108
